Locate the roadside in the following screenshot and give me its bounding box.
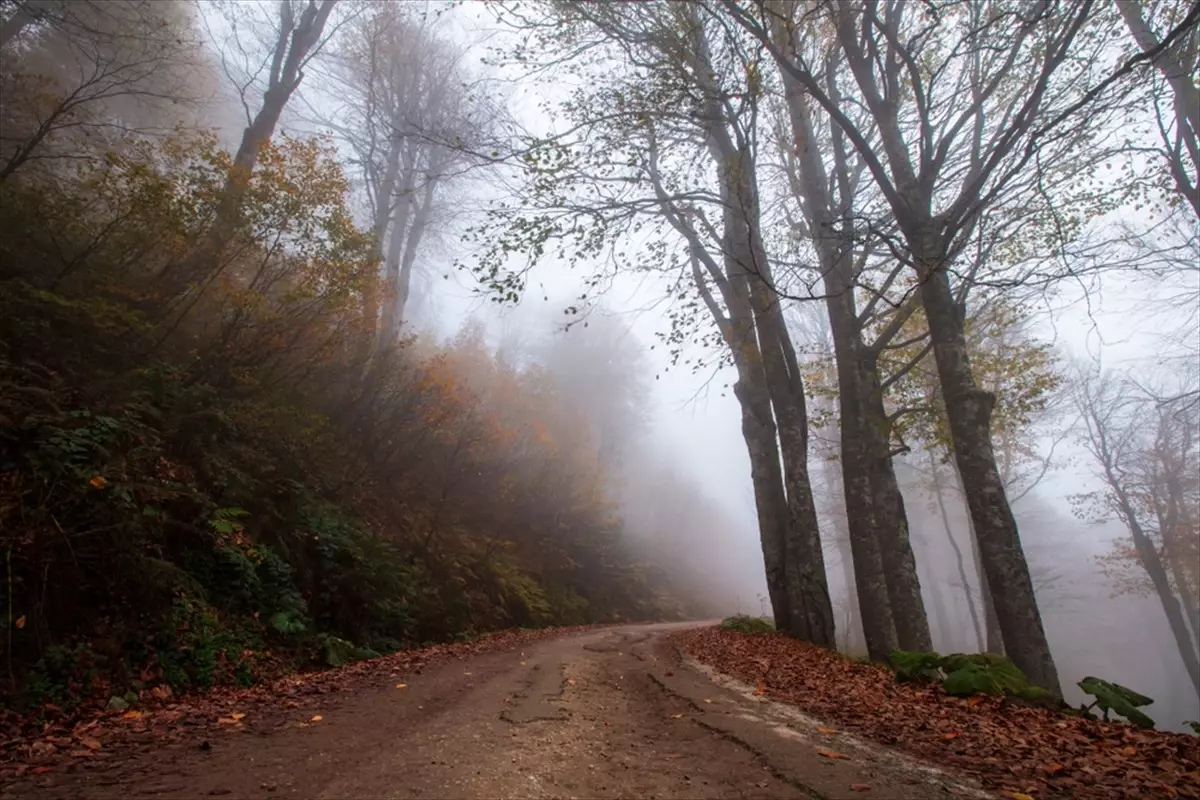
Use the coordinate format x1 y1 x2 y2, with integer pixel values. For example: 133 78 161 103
672 627 1200 800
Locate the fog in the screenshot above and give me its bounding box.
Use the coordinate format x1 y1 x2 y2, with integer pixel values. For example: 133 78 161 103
2 0 1196 732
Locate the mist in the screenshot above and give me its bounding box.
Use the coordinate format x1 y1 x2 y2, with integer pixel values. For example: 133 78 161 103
1 0 1197 737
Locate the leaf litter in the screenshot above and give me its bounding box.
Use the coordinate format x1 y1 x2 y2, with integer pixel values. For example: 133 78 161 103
671 627 1200 800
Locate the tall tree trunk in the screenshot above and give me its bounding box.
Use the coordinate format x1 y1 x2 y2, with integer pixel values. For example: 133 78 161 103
1113 486 1200 699
917 254 1061 696
688 247 794 634
393 178 437 325
732 370 795 634
769 29 895 656
699 63 833 645
929 450 985 651
863 352 932 651
379 153 416 350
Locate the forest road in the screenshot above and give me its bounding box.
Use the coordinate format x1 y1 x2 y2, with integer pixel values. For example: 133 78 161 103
9 622 985 800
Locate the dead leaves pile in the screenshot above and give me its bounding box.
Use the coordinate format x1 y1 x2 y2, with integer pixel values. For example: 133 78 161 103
0 625 596 781
671 628 1200 800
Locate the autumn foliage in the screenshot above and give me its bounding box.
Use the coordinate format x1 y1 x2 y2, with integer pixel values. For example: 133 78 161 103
0 130 687 710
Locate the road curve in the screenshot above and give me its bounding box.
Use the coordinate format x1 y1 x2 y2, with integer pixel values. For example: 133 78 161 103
10 622 984 799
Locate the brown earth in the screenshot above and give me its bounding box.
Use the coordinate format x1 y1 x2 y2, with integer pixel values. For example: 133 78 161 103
1 622 986 800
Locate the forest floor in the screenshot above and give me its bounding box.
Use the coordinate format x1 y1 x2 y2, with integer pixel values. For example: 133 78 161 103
1 622 1195 800
671 628 1200 800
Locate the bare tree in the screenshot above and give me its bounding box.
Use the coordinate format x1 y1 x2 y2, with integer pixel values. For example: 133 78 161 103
0 0 206 182
1074 368 1200 700
164 0 341 296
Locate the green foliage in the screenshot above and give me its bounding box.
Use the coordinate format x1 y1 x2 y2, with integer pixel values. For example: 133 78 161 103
720 615 775 634
1185 720 1200 735
0 127 691 713
890 650 944 682
889 650 1049 702
1078 676 1156 729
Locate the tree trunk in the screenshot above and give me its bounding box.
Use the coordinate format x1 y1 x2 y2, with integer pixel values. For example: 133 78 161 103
967 515 1005 654
732 374 794 634
863 353 932 652
163 0 338 295
700 65 833 645
379 151 416 350
917 252 1061 695
929 450 985 651
1115 491 1200 699
393 178 437 325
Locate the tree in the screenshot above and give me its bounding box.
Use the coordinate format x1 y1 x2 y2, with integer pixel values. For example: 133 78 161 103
716 0 1181 694
477 1 836 643
0 0 206 182
768 18 932 657
1074 368 1200 699
165 0 341 299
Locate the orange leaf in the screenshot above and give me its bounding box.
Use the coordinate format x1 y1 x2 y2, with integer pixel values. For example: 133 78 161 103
753 681 766 696
230 712 246 721
817 749 849 760
31 766 52 775
1008 794 1035 800
817 727 836 734
121 710 143 720
310 715 322 722
967 696 985 707
395 683 407 689
942 733 959 741
80 738 101 751
1041 763 1064 774
15 615 25 629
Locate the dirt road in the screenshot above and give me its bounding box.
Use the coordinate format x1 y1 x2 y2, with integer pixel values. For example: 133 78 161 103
5 623 985 800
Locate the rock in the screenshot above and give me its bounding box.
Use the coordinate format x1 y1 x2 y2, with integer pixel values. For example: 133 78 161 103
107 696 129 711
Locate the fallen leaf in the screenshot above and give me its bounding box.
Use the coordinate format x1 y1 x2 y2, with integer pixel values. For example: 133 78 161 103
850 784 870 792
70 749 95 758
217 717 241 725
703 699 713 704
80 738 101 750
395 683 407 689
753 681 766 696
817 727 836 734
310 715 322 722
967 696 986 707
566 679 576 685
1040 763 1064 775
15 615 25 629
941 733 959 741
230 712 246 721
89 476 107 489
1008 794 1035 800
122 710 143 720
669 714 683 719
817 749 849 760
31 766 52 775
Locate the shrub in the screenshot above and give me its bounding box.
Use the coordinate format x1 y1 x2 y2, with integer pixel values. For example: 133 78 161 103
889 650 1050 702
720 615 776 634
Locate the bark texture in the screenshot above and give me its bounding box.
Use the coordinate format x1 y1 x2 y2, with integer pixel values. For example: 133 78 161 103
918 259 1060 695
